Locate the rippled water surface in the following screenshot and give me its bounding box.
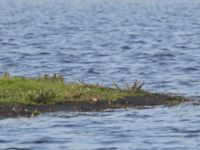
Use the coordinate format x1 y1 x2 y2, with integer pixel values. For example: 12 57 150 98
1 0 200 149
1 106 200 150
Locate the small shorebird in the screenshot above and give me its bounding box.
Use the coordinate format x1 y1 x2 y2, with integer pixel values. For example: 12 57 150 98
89 95 100 103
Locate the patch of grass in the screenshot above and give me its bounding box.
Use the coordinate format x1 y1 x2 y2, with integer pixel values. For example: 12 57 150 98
0 74 146 105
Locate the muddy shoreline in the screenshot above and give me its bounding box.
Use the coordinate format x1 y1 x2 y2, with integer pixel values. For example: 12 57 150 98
0 74 193 119
0 93 191 119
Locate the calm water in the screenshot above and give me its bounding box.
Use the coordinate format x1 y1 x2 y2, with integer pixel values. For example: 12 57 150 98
1 0 200 149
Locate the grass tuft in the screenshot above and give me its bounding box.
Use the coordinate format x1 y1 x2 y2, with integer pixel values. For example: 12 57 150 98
0 74 146 105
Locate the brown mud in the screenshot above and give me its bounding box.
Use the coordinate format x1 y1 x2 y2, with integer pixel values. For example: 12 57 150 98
0 93 191 119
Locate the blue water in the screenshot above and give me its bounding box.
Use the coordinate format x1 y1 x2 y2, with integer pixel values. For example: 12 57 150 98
1 106 200 150
0 0 200 149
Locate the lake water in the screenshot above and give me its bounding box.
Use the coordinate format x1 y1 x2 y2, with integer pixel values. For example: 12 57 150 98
0 0 200 149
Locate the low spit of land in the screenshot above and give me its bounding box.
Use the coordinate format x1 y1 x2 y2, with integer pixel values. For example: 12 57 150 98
0 73 191 118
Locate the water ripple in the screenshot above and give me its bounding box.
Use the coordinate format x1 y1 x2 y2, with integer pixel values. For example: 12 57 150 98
0 0 199 97
1 0 200 149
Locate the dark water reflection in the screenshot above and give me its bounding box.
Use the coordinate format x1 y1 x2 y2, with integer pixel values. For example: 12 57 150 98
1 0 200 149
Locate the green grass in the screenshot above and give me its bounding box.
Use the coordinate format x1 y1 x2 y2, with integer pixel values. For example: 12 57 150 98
0 73 146 105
